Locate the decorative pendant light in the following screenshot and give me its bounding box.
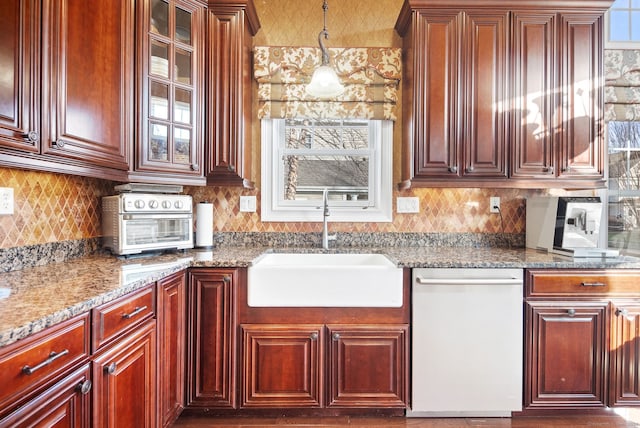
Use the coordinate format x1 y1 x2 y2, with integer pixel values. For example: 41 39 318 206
305 0 344 99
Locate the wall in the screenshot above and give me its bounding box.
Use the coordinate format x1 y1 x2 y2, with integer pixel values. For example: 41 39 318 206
0 0 542 249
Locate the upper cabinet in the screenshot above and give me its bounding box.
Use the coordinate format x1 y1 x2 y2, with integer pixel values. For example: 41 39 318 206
396 0 612 189
205 0 260 188
0 0 133 181
131 0 206 185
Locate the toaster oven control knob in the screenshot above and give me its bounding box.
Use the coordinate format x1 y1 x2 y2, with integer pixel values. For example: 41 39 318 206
134 199 145 209
162 200 171 209
148 200 158 209
174 200 184 209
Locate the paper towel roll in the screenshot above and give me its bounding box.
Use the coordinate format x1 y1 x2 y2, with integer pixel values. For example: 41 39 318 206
195 202 213 248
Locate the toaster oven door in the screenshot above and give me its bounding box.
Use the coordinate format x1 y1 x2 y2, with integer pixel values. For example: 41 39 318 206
121 214 193 253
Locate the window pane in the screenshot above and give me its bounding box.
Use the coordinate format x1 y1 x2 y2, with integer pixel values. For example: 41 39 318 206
150 122 168 161
284 119 369 150
174 127 191 164
151 41 169 78
175 7 192 45
151 0 169 37
632 11 640 40
282 155 369 201
174 88 191 124
610 11 630 41
608 121 640 254
632 0 640 8
175 49 192 84
150 81 169 120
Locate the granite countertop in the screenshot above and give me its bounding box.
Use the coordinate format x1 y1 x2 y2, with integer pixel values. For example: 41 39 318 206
1 245 639 349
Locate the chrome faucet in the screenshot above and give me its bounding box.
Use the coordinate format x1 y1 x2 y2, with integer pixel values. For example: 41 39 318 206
322 188 337 250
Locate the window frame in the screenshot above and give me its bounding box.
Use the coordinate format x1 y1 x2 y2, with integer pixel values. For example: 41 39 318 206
605 0 640 49
260 118 393 222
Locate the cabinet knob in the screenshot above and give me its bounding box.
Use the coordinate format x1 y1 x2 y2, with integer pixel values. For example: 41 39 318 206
543 166 554 174
223 276 231 283
52 140 65 148
448 166 458 173
76 379 92 395
332 332 340 341
616 308 631 318
191 163 199 171
567 308 576 317
310 332 318 340
22 131 39 142
466 166 474 173
228 164 236 172
105 362 117 375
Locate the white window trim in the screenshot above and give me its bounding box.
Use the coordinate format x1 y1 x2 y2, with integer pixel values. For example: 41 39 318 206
260 118 393 222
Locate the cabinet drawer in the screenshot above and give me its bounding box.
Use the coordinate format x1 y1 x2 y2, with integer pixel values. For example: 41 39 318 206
526 269 640 297
92 285 155 352
0 313 90 414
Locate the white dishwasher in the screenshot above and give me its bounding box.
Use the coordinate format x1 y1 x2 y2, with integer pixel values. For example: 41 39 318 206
408 268 523 417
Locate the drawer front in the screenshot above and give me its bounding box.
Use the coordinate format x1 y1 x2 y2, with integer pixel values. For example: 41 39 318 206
526 269 640 297
0 313 90 413
92 285 155 352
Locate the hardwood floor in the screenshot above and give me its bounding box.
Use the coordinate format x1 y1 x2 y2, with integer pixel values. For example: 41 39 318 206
173 410 640 427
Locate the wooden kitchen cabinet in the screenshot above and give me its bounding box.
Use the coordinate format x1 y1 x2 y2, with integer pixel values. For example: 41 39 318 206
395 0 610 189
91 284 157 427
131 0 206 185
0 363 92 428
157 270 187 427
186 268 239 409
205 0 260 188
0 313 90 420
524 269 640 412
0 0 133 181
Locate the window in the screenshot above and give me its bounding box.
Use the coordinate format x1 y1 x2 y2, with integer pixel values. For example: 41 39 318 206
607 121 640 255
606 0 640 47
261 118 393 222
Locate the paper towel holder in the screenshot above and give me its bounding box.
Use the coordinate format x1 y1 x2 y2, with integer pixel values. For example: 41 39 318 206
195 201 214 249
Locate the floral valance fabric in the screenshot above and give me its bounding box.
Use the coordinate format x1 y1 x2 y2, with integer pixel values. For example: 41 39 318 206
604 49 640 121
254 46 401 120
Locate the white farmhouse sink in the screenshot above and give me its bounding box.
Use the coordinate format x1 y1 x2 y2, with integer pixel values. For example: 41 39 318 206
247 253 403 307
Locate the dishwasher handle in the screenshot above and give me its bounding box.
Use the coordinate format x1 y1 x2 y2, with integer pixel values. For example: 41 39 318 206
415 277 523 286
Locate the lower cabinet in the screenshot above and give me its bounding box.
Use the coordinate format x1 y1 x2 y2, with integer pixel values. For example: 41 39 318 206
92 320 157 427
157 271 187 427
524 269 640 411
241 324 409 409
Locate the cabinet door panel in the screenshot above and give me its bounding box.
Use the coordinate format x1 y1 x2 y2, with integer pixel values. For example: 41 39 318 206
241 324 324 408
610 303 640 407
43 0 132 170
158 271 186 427
462 11 508 178
511 12 556 178
525 302 607 409
92 320 156 428
411 11 460 178
558 13 604 179
187 268 237 408
0 0 39 152
327 325 408 408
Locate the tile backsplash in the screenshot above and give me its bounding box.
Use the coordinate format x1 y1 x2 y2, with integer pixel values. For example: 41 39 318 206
0 167 539 249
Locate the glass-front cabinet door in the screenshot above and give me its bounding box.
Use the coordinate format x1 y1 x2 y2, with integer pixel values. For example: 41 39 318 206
136 0 204 179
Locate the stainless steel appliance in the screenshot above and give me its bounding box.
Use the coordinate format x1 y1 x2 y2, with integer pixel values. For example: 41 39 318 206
102 193 193 255
526 196 618 257
408 268 523 417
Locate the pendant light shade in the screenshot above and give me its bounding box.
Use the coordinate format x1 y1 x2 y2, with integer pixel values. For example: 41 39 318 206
305 1 344 99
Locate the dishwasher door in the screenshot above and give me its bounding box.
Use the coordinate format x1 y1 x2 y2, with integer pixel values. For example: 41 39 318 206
408 268 523 417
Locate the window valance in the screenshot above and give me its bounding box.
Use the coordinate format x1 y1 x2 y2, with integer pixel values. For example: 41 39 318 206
253 46 401 120
605 49 640 121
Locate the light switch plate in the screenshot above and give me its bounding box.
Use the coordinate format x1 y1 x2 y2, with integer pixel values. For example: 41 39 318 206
240 195 257 212
0 187 14 215
397 197 419 213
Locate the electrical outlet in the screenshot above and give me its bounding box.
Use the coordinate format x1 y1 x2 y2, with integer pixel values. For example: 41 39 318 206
240 195 257 212
0 187 14 215
490 196 500 213
397 197 419 213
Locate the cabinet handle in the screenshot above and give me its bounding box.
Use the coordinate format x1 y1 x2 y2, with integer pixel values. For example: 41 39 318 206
51 140 65 148
104 362 117 375
310 332 318 340
122 305 147 319
580 282 606 287
22 131 39 142
332 332 340 341
223 276 231 283
76 379 92 395
567 308 576 317
448 166 458 173
22 349 69 375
